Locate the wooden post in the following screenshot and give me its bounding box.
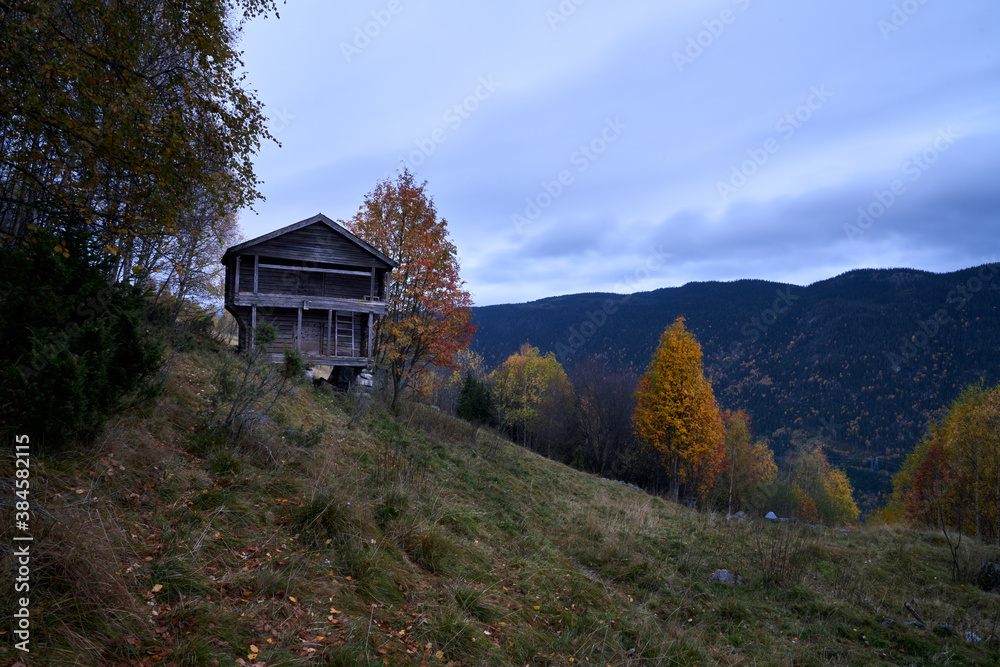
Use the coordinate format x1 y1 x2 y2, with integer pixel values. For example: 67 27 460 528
297 307 302 350
334 310 338 356
234 255 241 293
327 309 332 356
251 305 257 348
253 255 259 294
367 312 373 360
370 268 376 299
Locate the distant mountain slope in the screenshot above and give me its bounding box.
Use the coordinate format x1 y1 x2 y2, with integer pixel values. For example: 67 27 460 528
471 265 1000 464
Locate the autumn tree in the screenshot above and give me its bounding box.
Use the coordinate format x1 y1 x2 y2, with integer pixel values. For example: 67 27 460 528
344 169 475 409
945 384 1000 540
0 0 276 277
719 409 777 516
785 438 859 525
488 343 575 457
873 433 931 526
902 433 951 525
889 382 1000 542
632 317 725 504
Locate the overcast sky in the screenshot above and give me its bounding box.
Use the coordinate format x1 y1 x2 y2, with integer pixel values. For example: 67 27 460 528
238 1 1000 306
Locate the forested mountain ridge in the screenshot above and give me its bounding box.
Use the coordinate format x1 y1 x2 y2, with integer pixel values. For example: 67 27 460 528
470 265 1000 472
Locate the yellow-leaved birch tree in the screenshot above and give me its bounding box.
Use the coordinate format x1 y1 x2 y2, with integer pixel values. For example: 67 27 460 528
633 317 725 504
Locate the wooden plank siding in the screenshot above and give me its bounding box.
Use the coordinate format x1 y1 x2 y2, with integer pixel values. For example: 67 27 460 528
248 224 393 268
254 309 297 350
238 259 382 301
239 307 369 361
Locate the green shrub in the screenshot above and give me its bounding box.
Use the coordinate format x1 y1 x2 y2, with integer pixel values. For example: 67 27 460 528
283 345 307 380
0 228 163 453
208 322 289 444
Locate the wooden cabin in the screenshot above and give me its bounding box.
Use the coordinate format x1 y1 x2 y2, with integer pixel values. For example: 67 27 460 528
222 213 397 369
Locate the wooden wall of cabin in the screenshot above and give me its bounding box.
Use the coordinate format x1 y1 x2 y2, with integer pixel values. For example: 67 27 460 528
234 257 385 301
248 223 382 267
247 308 370 359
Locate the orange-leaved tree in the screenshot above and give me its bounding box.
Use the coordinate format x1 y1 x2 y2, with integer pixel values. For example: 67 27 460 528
345 169 474 409
633 317 725 504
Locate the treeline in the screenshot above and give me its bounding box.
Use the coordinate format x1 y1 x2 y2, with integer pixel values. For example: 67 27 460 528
426 318 860 525
470 267 1000 459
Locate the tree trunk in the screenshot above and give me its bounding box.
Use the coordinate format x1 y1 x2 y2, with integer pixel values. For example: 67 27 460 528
975 463 982 540
728 461 735 516
995 473 999 546
390 361 404 413
672 454 680 504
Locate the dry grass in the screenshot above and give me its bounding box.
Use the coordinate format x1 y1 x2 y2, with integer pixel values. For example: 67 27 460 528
0 488 147 663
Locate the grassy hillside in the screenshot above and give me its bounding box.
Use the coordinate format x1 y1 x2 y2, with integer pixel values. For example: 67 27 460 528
3 346 1000 665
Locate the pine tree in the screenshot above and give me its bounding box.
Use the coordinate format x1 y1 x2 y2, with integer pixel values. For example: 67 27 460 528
457 372 491 425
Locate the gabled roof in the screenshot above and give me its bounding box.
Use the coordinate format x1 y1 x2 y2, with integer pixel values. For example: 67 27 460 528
221 213 399 268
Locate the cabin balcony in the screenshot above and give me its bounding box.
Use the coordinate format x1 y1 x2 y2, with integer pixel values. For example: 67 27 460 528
231 291 388 316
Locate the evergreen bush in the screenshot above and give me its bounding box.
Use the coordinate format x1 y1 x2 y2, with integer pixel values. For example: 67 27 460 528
0 228 162 453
